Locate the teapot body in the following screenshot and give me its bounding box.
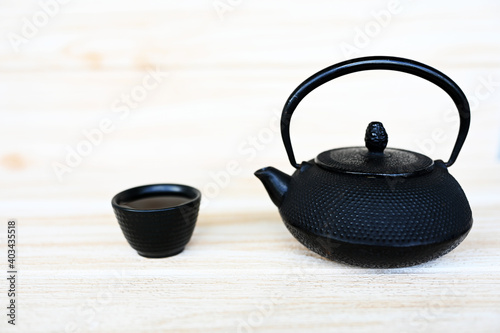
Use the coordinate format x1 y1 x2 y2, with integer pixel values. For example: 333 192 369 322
255 56 474 267
278 159 472 267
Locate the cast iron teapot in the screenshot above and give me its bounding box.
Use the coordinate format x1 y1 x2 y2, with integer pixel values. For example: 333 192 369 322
255 56 472 268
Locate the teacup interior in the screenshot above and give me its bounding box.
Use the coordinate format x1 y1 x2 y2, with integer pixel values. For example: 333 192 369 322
113 184 200 211
121 194 191 210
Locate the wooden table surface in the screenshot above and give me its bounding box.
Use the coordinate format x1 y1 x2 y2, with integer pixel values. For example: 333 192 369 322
1 1 499 332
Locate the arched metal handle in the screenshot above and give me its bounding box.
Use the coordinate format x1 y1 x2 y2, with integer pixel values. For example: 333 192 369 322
281 56 470 169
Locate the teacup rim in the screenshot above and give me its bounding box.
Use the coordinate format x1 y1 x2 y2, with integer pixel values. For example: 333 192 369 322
112 183 201 213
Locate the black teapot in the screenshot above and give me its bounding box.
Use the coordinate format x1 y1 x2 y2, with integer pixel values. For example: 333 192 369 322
255 56 472 268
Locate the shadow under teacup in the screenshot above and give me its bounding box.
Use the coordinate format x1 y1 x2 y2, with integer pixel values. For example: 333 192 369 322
112 184 201 258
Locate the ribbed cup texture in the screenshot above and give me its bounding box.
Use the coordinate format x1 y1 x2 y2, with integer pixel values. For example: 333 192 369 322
114 199 200 258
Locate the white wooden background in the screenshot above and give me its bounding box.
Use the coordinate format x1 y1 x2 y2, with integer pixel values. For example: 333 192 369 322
1 0 499 332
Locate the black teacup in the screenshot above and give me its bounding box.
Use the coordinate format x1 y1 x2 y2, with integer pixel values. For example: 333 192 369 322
112 184 201 258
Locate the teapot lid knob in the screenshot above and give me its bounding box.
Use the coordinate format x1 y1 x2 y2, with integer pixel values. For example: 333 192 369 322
365 122 388 153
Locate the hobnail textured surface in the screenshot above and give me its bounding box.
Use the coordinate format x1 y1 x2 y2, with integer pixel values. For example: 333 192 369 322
285 222 469 268
279 160 472 267
114 200 200 258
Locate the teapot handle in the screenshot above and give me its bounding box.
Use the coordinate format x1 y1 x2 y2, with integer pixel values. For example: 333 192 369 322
281 56 470 169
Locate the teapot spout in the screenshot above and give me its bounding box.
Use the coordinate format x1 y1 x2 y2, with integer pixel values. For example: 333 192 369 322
254 167 291 208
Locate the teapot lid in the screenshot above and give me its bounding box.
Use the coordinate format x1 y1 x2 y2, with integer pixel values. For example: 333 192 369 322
315 122 434 177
